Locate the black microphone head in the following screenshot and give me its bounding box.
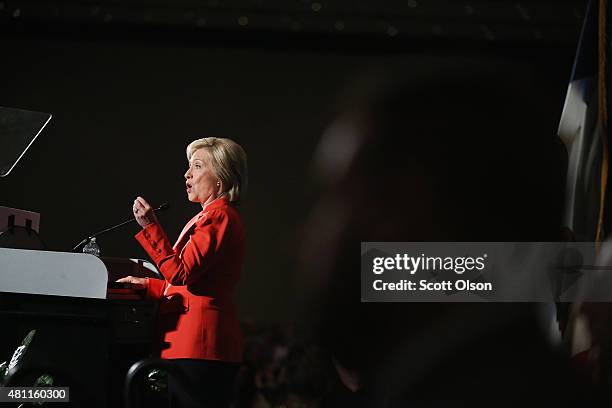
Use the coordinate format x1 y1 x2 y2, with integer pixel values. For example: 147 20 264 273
156 203 170 212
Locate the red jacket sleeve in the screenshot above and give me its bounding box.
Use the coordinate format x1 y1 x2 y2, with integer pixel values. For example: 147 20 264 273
144 277 166 300
135 210 228 286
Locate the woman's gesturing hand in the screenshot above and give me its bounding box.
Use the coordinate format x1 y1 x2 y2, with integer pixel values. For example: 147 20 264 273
133 196 158 228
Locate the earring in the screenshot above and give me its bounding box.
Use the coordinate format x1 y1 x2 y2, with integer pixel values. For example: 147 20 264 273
216 181 220 187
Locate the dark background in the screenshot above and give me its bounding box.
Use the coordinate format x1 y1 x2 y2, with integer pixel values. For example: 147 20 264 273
0 0 585 323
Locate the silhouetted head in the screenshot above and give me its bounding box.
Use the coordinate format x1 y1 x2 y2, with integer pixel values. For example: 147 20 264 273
300 67 567 379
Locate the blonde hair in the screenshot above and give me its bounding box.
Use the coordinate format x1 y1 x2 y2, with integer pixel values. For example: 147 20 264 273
186 137 248 204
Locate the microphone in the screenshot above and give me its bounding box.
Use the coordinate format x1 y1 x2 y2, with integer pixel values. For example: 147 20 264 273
155 203 170 212
71 202 170 252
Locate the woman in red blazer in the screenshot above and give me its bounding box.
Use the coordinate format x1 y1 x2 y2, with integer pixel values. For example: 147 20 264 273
119 137 247 408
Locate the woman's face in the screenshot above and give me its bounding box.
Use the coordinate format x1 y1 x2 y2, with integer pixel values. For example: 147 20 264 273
185 148 220 206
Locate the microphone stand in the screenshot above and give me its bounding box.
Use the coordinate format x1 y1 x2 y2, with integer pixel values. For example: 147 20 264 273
71 203 169 252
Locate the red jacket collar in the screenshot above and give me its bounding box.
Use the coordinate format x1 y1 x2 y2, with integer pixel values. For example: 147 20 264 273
201 196 229 213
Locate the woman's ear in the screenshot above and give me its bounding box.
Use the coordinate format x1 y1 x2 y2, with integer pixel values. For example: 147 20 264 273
216 180 224 195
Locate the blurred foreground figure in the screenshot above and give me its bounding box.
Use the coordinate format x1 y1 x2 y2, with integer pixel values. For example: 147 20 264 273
299 68 601 407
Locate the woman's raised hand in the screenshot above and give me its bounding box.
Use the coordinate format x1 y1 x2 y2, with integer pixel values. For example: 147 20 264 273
132 196 158 228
